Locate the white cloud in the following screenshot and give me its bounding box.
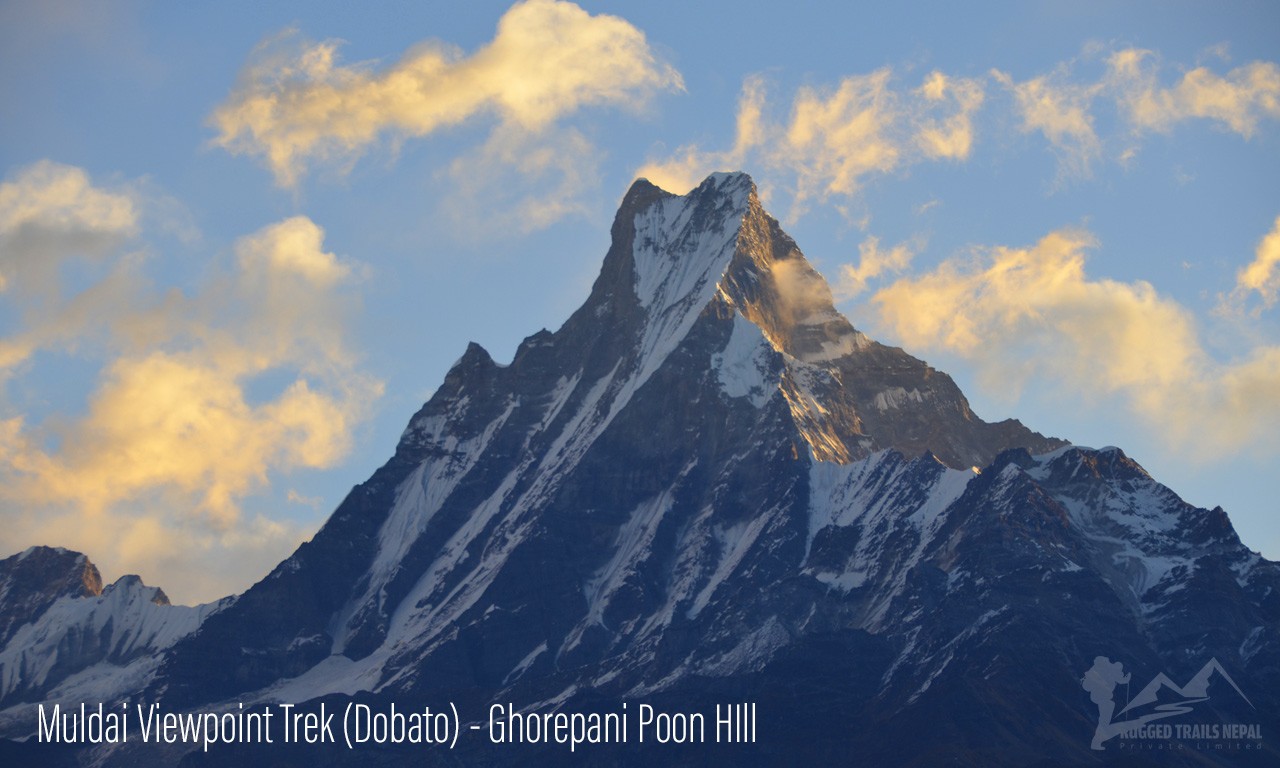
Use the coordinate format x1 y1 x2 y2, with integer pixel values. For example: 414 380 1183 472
287 488 323 509
0 159 136 236
640 48 1280 207
0 162 381 602
871 228 1280 457
0 162 153 375
441 122 599 236
780 69 903 212
0 160 137 299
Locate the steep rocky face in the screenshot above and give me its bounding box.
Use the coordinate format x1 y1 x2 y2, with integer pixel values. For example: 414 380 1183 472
0 547 102 648
717 188 1062 468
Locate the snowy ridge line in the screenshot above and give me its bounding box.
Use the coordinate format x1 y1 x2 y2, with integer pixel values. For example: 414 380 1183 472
0 578 224 701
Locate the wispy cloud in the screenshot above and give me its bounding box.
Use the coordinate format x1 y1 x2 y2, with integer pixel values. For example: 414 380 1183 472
286 488 324 510
871 227 1280 458
638 69 986 219
992 47 1280 179
1223 214 1280 312
1109 49 1280 138
642 46 1280 204
913 71 985 160
0 161 381 602
440 122 599 236
833 235 920 300
781 69 904 211
991 66 1103 179
0 160 137 298
636 75 768 197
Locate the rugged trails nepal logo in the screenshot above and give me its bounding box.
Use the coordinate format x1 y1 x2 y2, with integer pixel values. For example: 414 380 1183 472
1083 656 1262 751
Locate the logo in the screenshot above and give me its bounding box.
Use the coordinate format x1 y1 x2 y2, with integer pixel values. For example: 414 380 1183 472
1082 656 1261 752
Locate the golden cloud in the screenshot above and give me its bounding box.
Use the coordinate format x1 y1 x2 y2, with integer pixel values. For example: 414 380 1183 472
834 235 919 300
0 160 138 300
211 0 682 189
0 162 381 603
638 70 986 217
636 75 768 196
1109 49 1280 138
1226 214 1280 311
991 48 1280 178
782 70 903 211
871 228 1280 457
991 68 1102 178
913 71 985 160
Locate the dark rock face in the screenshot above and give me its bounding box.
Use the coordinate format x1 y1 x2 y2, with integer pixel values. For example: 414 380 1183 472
1 173 1276 767
0 549 217 722
0 547 102 648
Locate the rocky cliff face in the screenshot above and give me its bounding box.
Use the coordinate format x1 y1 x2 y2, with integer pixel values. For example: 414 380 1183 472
0 548 102 649
0 174 1275 767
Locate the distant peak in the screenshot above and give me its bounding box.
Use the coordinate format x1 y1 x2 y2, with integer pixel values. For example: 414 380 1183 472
2 545 103 597
700 170 755 191
17 545 73 561
618 177 673 216
458 341 495 368
104 574 172 605
631 171 755 200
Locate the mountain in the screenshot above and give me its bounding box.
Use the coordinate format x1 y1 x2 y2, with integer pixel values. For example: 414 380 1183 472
1120 657 1252 716
0 548 223 738
1 172 1277 767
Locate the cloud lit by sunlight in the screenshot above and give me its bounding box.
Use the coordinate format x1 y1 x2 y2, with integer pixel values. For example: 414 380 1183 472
641 46 1280 206
991 67 1102 178
1226 214 1280 311
1109 49 1280 138
913 71 985 160
0 160 137 301
833 235 919 300
871 227 1280 458
636 75 768 197
638 69 985 218
211 0 681 229
0 162 381 603
993 48 1280 179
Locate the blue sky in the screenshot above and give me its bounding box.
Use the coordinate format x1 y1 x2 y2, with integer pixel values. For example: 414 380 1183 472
1 0 1277 603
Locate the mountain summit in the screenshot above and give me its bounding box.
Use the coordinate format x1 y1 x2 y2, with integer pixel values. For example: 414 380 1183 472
1 173 1276 766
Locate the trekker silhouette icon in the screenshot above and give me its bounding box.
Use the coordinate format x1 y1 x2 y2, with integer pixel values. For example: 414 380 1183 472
1082 656 1130 750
